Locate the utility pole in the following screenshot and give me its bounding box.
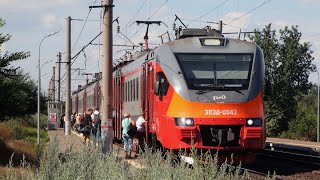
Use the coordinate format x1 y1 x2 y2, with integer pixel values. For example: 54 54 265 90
317 69 319 143
52 66 56 108
57 52 61 115
101 0 114 154
65 16 71 135
48 79 52 109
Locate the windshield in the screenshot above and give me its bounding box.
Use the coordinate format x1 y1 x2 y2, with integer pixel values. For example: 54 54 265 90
175 53 252 90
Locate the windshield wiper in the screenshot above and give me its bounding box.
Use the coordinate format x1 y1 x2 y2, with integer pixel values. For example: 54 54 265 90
195 85 245 95
196 89 214 95
195 85 225 95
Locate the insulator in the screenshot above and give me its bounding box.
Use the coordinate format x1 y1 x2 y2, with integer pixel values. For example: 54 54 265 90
173 23 176 31
117 25 120 33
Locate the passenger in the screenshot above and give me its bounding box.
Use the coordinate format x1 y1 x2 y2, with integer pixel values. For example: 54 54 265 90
73 113 82 132
122 113 135 159
60 113 65 128
91 106 102 147
81 108 93 145
135 111 146 154
72 112 77 127
76 113 82 124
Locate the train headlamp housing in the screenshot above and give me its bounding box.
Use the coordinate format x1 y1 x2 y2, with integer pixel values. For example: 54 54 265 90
246 118 262 127
200 38 226 46
174 118 194 126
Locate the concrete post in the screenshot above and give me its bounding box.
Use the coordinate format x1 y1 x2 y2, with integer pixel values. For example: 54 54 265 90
57 52 61 115
65 16 71 135
52 66 56 108
101 0 114 154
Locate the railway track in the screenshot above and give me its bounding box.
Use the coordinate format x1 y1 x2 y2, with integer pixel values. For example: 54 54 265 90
243 149 320 179
259 149 320 167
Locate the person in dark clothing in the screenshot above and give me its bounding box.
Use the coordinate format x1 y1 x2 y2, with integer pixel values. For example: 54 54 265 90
60 113 65 128
81 108 93 145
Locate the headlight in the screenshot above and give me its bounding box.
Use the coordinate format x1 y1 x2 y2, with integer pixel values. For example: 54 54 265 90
174 118 194 126
246 118 262 127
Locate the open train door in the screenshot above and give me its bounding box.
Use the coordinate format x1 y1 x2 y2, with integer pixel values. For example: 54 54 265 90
141 62 155 146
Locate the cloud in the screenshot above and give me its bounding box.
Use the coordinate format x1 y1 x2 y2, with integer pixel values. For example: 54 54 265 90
41 13 56 28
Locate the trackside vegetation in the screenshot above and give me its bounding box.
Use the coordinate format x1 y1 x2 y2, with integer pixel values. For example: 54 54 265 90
250 24 317 141
2 139 276 180
0 117 49 167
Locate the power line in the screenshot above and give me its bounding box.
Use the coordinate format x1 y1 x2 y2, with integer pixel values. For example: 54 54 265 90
193 0 232 22
71 0 98 53
122 0 147 31
223 23 252 32
228 0 271 24
180 18 252 31
129 0 169 40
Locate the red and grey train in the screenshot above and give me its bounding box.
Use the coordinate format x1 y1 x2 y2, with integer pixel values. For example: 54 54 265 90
72 28 269 161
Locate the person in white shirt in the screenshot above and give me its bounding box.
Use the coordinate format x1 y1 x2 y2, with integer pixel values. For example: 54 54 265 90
91 107 102 147
135 111 146 154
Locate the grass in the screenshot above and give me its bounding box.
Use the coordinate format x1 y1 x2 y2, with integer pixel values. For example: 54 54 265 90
0 116 49 167
1 138 276 180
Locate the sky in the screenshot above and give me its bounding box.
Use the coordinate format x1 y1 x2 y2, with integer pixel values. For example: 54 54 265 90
1 0 320 100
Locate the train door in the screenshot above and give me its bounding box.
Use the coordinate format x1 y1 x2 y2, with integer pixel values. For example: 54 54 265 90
141 62 155 145
113 70 123 140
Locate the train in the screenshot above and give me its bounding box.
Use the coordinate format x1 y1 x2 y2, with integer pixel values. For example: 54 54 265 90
71 27 272 163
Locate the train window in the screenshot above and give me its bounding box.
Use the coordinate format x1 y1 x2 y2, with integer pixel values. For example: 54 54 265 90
136 78 139 100
131 80 133 101
129 80 132 102
124 82 127 102
156 72 169 96
127 82 129 102
133 79 136 101
175 53 252 90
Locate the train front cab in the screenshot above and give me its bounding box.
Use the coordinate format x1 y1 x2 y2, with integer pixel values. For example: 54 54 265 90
150 70 266 163
147 42 267 163
151 70 266 148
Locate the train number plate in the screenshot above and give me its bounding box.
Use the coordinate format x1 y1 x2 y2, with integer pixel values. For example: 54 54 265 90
204 109 237 116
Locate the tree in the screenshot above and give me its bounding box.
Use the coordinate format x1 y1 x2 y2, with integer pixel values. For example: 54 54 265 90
250 24 315 137
0 18 46 120
283 85 317 141
0 18 30 77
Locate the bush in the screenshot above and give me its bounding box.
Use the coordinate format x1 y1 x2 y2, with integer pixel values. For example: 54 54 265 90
27 114 48 129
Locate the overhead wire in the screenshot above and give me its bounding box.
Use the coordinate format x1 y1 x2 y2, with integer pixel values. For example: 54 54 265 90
129 0 169 40
71 0 99 53
192 0 232 22
227 0 271 25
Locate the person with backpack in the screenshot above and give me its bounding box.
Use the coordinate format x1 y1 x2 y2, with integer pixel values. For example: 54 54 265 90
122 112 136 159
91 106 101 147
81 108 93 146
